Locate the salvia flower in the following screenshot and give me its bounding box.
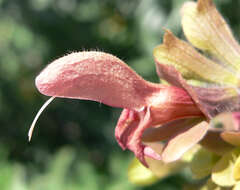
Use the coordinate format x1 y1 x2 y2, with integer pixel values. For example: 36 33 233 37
29 51 205 167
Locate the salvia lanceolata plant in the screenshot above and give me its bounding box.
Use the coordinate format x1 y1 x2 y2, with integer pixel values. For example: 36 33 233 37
29 0 240 188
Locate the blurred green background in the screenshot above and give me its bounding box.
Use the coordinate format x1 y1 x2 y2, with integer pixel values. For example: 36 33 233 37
0 0 239 189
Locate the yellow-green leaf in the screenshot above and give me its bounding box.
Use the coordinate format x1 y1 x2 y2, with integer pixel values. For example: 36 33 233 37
181 0 240 72
212 148 240 187
153 31 238 86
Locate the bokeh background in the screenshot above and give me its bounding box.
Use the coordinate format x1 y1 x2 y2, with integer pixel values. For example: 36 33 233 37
0 0 239 189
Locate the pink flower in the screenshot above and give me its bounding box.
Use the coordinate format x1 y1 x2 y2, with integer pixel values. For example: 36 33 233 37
29 51 206 167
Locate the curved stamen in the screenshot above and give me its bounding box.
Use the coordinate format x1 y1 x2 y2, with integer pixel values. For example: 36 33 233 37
28 96 55 141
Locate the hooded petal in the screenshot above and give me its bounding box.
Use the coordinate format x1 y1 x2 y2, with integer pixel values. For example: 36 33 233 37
153 31 238 86
181 0 240 72
161 121 209 163
32 51 186 140
35 51 164 111
30 51 170 140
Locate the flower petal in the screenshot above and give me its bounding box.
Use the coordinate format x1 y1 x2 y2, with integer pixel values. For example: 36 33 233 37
153 31 238 86
115 108 158 167
161 121 209 163
142 118 203 142
148 86 204 124
35 51 162 110
181 0 240 71
212 148 240 187
221 132 240 147
154 62 240 119
115 86 202 166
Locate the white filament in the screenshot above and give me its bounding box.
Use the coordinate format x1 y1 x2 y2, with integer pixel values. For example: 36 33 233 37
28 96 55 141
